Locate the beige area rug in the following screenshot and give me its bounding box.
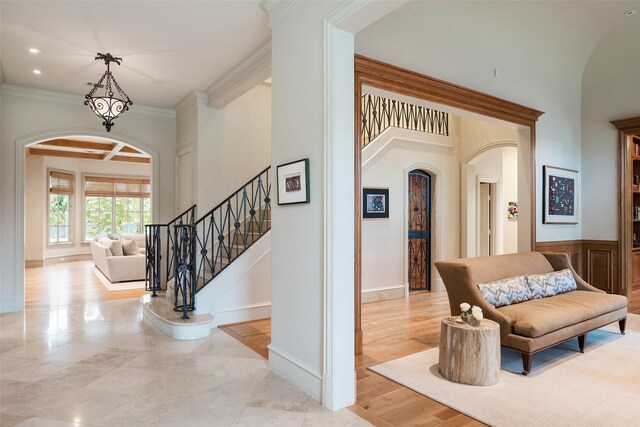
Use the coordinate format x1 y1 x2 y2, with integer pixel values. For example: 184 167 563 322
369 314 640 427
90 266 145 291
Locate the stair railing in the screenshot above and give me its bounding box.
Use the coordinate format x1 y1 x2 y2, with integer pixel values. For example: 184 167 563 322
144 205 196 297
145 167 271 317
191 167 271 294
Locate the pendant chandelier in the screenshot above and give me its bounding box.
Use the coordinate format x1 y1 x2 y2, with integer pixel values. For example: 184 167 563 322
84 53 132 132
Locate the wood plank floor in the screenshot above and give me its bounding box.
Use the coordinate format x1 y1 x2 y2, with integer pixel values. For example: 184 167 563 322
25 260 146 309
221 290 640 427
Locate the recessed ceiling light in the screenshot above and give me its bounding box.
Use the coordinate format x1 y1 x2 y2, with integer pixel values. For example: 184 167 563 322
32 69 41 75
625 10 637 16
29 47 40 54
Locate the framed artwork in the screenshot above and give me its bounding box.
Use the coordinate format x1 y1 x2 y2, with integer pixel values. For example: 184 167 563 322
362 188 389 218
507 201 518 221
277 158 310 205
543 165 578 224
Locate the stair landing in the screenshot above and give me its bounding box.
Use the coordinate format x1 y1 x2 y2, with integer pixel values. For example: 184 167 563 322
141 294 214 340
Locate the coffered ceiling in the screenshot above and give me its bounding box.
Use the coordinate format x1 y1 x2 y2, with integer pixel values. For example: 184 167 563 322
0 1 270 108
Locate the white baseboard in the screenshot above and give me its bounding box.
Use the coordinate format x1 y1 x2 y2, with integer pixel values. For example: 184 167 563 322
361 284 405 304
214 302 271 327
268 344 322 401
45 254 92 265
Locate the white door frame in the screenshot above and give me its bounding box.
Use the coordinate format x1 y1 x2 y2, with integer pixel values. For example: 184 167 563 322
477 176 501 256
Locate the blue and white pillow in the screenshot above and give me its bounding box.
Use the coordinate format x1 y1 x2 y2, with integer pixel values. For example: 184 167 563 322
476 275 532 308
526 268 577 299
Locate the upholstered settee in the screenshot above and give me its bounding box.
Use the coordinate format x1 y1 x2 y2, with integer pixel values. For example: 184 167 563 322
435 252 627 375
90 238 145 283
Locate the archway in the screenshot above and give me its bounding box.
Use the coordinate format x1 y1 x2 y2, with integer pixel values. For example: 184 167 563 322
462 142 519 258
15 129 160 310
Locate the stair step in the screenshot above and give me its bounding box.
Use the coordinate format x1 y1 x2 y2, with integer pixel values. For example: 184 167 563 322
141 294 214 340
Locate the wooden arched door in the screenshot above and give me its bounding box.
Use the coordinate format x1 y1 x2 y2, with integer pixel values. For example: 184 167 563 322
408 171 431 291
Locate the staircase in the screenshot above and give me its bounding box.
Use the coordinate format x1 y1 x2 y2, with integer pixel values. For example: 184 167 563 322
142 167 272 338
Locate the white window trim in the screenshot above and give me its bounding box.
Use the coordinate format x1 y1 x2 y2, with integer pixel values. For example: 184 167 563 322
46 168 75 247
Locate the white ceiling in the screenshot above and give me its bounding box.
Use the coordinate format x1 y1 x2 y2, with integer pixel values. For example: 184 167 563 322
0 1 270 108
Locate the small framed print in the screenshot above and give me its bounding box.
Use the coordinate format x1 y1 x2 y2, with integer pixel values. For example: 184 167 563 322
277 158 310 205
543 165 578 224
363 188 389 219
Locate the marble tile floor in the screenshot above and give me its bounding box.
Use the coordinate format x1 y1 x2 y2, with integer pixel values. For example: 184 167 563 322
0 298 370 427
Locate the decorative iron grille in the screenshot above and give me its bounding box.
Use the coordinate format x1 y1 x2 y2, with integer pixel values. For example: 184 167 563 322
145 205 196 297
361 93 449 148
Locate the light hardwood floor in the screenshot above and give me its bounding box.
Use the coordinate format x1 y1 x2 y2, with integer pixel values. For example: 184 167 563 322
221 290 640 427
25 260 146 309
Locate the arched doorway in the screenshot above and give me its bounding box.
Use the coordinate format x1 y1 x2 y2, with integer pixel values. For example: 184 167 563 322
408 170 432 291
17 130 160 309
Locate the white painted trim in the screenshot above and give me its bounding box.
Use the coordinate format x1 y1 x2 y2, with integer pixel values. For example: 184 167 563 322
14 129 161 312
463 140 518 164
361 284 405 304
362 127 452 167
214 302 271 327
206 37 272 109
476 176 502 256
0 84 176 119
262 0 300 28
325 0 409 33
174 91 208 117
403 163 445 293
321 21 355 411
268 344 322 400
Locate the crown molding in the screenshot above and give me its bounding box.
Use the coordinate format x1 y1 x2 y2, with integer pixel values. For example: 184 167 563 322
174 91 209 116
0 83 176 119
205 36 271 109
261 0 300 28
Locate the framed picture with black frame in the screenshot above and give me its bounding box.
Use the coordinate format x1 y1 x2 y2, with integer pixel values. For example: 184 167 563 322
543 165 578 224
362 188 389 218
277 158 310 205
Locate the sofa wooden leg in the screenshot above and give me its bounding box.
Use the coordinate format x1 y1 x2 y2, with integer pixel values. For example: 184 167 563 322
578 334 586 353
522 353 532 376
619 318 627 335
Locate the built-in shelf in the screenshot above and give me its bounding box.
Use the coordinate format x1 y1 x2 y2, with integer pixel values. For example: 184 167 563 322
632 247 640 252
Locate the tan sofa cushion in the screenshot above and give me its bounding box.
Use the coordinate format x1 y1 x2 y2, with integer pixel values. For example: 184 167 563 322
100 238 124 256
497 290 628 338
121 237 140 256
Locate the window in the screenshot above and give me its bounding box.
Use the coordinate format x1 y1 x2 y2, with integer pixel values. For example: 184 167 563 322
84 175 151 239
48 171 74 244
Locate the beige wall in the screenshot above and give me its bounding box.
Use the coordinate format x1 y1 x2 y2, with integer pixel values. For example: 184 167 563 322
25 155 45 263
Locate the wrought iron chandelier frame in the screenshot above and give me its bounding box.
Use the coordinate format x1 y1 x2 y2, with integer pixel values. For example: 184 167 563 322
84 52 133 132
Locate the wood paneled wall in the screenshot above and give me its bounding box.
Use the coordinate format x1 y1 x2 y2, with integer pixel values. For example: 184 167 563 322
535 240 619 294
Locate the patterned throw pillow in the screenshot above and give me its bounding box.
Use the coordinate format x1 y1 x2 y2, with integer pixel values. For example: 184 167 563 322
476 275 533 308
526 269 577 299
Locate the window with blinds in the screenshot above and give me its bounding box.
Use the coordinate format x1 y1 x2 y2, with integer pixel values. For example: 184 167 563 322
49 171 75 194
84 176 150 198
83 175 151 239
48 170 74 244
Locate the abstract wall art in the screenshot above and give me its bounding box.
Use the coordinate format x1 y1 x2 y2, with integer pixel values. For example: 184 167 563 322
543 165 578 224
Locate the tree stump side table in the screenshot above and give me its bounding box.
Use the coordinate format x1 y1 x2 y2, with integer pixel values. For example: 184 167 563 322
439 316 500 386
